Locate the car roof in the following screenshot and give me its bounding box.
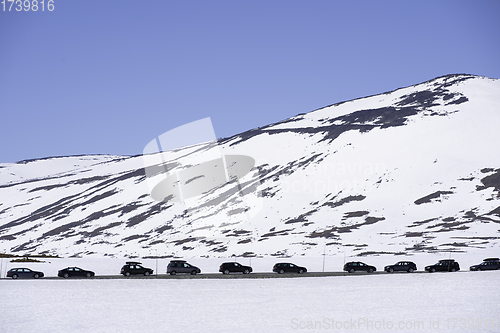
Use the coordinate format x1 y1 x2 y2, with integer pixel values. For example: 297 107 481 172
484 258 499 261
125 261 142 264
170 260 186 262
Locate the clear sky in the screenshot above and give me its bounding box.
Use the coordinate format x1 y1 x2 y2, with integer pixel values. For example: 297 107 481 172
1 0 499 163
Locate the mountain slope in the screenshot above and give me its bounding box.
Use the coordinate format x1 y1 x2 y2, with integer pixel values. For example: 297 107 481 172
1 74 499 258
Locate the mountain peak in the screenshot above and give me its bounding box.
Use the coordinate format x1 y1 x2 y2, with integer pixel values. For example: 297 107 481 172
1 74 499 258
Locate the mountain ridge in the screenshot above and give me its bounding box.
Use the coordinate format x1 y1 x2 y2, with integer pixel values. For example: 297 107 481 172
1 74 499 258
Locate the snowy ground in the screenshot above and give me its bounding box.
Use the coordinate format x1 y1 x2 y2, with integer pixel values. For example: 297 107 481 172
1 267 499 333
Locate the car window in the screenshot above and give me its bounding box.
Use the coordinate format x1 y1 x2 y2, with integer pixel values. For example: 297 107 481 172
234 263 240 267
290 264 295 267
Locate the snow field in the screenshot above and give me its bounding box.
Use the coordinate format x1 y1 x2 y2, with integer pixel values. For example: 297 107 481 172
1 270 498 333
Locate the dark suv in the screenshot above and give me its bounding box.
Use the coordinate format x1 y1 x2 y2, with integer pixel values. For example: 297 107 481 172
384 261 417 273
470 258 500 271
167 260 201 275
120 262 154 276
272 262 307 274
219 262 252 274
425 259 460 272
344 262 376 273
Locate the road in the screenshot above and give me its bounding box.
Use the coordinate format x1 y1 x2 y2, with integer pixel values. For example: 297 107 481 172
2 270 430 280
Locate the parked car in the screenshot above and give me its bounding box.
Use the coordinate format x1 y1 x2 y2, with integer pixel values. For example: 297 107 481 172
272 262 307 274
120 261 154 276
219 262 252 274
470 258 500 271
343 262 376 273
58 266 95 278
425 259 460 272
384 261 417 273
167 260 201 275
7 268 44 279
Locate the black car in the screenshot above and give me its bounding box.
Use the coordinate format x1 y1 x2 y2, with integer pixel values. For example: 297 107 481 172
219 262 252 274
343 262 376 273
120 261 154 276
58 266 95 278
7 268 44 279
425 259 460 272
470 258 500 271
384 261 417 273
272 262 307 274
167 260 201 275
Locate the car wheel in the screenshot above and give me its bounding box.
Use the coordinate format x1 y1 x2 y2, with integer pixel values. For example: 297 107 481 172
191 270 197 275
170 271 177 275
63 273 69 278
243 269 250 274
86 272 92 278
367 268 374 273
279 269 285 274
451 268 456 272
408 268 414 273
477 267 481 271
223 270 230 275
388 268 394 273
348 268 355 273
125 272 131 277
298 269 304 274
430 268 436 273
12 274 18 279
34 274 40 279
144 271 150 276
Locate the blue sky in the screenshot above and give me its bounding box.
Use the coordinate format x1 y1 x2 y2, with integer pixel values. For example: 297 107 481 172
1 0 499 163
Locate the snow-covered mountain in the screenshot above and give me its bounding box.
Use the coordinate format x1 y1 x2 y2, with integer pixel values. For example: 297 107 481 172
1 74 499 259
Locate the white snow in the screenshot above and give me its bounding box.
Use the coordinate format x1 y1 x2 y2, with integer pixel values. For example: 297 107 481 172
0 74 499 259
1 270 498 333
